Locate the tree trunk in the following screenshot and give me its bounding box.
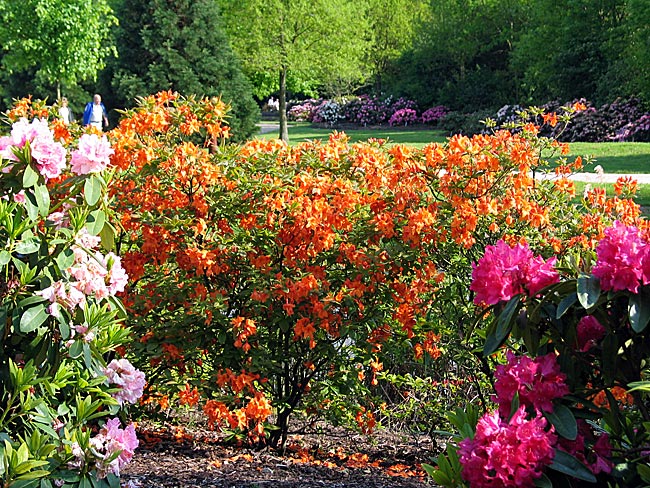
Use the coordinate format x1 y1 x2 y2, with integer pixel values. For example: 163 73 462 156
56 81 61 101
279 66 289 142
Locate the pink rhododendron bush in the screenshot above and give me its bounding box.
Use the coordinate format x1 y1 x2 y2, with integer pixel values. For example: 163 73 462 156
429 222 650 487
0 100 142 487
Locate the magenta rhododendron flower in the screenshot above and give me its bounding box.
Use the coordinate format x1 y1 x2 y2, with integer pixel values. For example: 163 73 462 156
458 407 556 487
592 221 649 293
494 352 569 417
558 420 613 476
471 240 559 305
104 358 146 405
576 315 606 351
70 133 114 175
91 418 139 477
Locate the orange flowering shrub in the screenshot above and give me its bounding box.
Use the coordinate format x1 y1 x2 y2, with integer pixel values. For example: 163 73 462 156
110 93 636 447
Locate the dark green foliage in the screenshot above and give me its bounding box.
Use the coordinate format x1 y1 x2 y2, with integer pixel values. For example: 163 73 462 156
110 0 259 141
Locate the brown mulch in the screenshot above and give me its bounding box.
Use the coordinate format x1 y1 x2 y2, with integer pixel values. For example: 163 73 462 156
122 421 438 488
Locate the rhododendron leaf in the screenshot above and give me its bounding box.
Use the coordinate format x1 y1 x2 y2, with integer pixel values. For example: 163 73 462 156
544 404 577 440
19 304 47 333
0 250 11 266
79 475 92 488
534 473 552 488
556 292 578 319
637 463 650 483
23 192 39 221
99 221 116 250
84 176 101 206
69 341 83 359
22 164 38 188
86 209 105 236
15 236 40 255
107 474 120 488
484 295 520 356
55 248 75 271
577 275 600 310
629 287 650 333
549 449 597 482
33 184 50 217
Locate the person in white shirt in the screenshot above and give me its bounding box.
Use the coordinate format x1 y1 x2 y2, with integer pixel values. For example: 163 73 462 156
58 97 74 124
82 94 109 130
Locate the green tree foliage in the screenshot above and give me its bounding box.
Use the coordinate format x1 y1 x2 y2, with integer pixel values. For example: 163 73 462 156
385 0 530 111
110 0 259 141
364 0 429 92
218 0 370 141
0 0 117 99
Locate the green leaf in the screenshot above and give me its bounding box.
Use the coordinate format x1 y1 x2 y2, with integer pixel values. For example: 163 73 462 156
79 475 93 488
549 449 597 482
15 237 40 255
33 184 50 217
556 292 577 319
629 286 650 333
69 341 83 359
534 473 552 488
0 250 11 266
544 404 577 440
19 304 48 333
86 209 105 236
577 275 600 310
84 176 102 206
99 221 116 250
55 248 75 271
484 295 521 356
23 164 39 188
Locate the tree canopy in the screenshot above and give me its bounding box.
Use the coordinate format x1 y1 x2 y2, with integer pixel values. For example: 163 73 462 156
0 0 117 97
110 0 259 141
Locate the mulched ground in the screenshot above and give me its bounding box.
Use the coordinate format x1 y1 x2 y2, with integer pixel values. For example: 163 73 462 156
122 420 437 488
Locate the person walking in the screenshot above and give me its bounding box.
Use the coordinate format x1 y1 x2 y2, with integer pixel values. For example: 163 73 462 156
82 94 109 130
58 97 74 125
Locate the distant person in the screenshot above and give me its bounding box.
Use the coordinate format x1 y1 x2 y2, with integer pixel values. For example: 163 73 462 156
82 94 109 130
58 97 74 125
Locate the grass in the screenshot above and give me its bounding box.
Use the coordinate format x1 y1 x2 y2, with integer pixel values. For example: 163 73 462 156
258 123 650 173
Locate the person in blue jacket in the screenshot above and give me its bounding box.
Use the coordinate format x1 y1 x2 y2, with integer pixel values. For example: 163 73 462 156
82 94 109 130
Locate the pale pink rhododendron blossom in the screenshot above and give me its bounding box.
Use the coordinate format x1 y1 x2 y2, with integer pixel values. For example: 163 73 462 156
91 418 139 477
104 358 146 405
13 190 25 203
494 352 570 417
576 315 606 352
1 118 67 178
36 280 86 317
470 240 559 305
70 133 114 175
458 407 556 487
592 220 649 293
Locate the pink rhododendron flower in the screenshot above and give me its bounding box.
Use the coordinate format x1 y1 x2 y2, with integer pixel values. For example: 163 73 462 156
92 418 139 477
70 133 114 175
576 315 606 351
104 358 146 405
458 407 556 487
105 252 129 294
471 240 559 305
13 190 25 203
494 352 570 417
36 280 86 316
592 221 649 293
2 118 67 178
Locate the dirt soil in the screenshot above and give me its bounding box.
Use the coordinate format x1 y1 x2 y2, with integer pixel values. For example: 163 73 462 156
121 420 437 488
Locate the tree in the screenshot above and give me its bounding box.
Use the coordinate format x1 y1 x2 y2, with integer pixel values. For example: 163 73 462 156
0 0 117 99
218 0 370 141
110 0 259 142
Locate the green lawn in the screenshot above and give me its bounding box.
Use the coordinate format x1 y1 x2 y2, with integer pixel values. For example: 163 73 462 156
258 123 650 173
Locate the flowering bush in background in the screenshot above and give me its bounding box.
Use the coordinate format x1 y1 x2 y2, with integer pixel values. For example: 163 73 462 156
0 99 141 486
388 108 418 126
420 105 448 125
287 98 321 122
311 99 345 126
